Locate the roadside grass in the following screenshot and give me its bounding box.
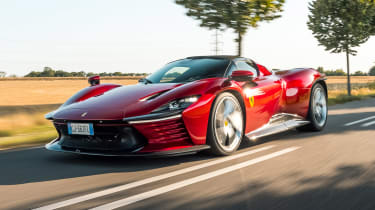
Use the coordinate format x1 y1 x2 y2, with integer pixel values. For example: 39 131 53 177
0 112 49 130
0 130 12 137
328 87 375 106
0 126 57 149
0 113 57 149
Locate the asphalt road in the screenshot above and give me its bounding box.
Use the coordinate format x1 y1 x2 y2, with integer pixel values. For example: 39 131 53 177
1 98 375 210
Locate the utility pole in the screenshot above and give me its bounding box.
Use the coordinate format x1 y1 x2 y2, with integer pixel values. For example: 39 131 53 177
346 50 351 96
211 29 223 55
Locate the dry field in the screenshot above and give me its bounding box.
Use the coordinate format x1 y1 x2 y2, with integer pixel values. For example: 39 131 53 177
326 76 375 84
0 76 375 106
0 76 374 106
0 78 139 106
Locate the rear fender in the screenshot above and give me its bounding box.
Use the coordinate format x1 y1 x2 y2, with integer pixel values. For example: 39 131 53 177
277 68 325 118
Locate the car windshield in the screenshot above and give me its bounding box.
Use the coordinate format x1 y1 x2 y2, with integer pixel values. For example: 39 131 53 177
145 58 230 83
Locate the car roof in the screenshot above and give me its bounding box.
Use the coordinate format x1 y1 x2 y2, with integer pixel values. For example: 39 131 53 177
186 55 246 61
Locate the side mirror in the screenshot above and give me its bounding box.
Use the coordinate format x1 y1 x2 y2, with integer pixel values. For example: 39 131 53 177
88 75 100 86
230 70 254 82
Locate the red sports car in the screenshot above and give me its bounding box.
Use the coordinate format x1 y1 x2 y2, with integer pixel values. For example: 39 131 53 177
45 56 327 156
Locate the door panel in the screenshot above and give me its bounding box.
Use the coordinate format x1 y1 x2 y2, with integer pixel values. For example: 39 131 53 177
243 75 282 133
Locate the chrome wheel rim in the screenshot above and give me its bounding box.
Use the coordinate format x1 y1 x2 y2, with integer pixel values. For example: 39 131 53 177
213 96 243 152
312 87 327 127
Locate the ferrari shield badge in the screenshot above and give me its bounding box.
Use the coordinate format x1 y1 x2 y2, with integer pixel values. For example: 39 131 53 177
249 96 255 107
244 88 265 107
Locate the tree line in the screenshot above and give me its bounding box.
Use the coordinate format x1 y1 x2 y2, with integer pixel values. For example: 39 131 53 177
2 65 375 78
317 67 375 76
24 67 148 77
10 65 375 78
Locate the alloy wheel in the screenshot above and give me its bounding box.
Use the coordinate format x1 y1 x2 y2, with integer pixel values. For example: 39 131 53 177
213 96 243 152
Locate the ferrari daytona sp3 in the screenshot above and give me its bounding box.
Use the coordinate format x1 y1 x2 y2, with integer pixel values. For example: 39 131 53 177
45 56 327 156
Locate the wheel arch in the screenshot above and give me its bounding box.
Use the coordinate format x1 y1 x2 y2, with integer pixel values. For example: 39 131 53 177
225 89 247 128
297 79 328 131
306 79 328 117
207 89 247 135
315 79 328 99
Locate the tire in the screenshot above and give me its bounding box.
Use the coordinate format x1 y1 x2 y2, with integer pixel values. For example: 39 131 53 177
297 83 328 131
207 92 244 155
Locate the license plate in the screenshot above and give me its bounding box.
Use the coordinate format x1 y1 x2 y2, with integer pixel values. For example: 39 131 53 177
68 123 94 136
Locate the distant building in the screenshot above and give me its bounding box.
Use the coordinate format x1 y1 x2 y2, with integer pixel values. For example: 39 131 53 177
0 71 6 78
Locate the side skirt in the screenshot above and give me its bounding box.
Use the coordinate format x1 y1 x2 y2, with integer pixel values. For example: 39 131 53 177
246 113 309 140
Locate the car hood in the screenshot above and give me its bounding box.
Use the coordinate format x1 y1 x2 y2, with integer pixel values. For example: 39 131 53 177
53 83 182 121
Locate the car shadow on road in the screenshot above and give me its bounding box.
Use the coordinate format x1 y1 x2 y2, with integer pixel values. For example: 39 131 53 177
328 97 375 111
240 109 375 149
130 161 375 210
0 147 219 185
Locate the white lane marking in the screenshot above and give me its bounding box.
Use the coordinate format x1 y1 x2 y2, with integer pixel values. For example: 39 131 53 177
0 146 44 152
91 147 300 210
361 120 375 127
34 145 275 210
344 116 375 126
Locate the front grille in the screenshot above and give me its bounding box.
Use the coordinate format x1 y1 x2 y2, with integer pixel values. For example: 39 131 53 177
54 121 147 152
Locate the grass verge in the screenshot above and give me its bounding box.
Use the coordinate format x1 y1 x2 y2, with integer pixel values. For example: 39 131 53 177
0 124 57 150
327 88 375 106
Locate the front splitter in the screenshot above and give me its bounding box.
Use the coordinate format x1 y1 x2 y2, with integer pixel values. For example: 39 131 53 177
45 140 210 157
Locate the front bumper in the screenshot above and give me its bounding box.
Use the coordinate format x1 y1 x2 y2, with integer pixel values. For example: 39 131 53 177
45 139 209 157
46 112 209 156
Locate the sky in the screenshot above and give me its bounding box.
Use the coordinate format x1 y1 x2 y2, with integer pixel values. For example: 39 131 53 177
0 0 374 76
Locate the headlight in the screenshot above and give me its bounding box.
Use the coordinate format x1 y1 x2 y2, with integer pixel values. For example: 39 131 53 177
152 95 200 113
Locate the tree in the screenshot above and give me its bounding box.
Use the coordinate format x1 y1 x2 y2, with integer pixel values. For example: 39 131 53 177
316 66 324 73
113 72 123 76
175 0 285 56
0 71 6 78
352 70 368 76
25 71 40 77
362 0 375 34
86 72 96 77
40 67 55 77
307 0 374 96
55 70 71 77
370 66 375 76
324 69 346 76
